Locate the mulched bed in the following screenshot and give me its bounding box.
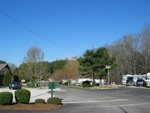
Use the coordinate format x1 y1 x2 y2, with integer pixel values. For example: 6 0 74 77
0 103 63 110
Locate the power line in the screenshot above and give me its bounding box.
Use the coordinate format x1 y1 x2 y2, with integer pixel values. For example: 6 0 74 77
0 10 77 54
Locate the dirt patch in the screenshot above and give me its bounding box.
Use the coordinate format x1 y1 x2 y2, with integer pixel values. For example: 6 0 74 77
0 103 63 110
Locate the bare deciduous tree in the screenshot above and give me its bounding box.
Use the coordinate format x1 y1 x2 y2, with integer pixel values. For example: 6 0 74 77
140 24 150 72
23 46 44 83
61 60 79 85
106 23 150 84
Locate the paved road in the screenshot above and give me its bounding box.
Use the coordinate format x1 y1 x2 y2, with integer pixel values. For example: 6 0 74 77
1 86 150 113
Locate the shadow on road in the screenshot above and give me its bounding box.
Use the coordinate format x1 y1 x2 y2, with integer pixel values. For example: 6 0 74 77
119 106 128 113
30 91 49 98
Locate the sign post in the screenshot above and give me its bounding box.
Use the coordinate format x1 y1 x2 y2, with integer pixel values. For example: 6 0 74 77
48 82 55 98
106 65 111 85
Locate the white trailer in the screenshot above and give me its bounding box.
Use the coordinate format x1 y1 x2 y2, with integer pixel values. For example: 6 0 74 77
122 74 146 86
145 73 150 86
122 75 129 85
71 78 106 85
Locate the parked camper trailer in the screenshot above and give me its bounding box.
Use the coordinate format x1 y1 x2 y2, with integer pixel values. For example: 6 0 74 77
145 73 150 87
122 74 147 86
122 73 150 87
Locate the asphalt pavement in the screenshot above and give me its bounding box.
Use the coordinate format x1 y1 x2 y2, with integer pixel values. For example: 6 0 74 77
1 86 150 113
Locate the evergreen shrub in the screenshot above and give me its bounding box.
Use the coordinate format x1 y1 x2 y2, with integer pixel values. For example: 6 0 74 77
47 97 62 105
82 80 91 87
15 89 31 104
3 70 11 86
0 92 13 105
35 99 45 104
63 82 68 86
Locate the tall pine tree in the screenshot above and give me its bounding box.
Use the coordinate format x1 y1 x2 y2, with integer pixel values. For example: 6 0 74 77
78 47 116 85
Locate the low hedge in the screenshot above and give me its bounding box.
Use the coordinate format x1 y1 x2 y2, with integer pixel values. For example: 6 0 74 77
0 92 13 105
82 80 91 87
47 97 62 105
15 89 31 104
35 99 45 104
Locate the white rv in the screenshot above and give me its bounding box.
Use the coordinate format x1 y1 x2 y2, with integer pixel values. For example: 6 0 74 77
145 73 150 86
122 74 146 86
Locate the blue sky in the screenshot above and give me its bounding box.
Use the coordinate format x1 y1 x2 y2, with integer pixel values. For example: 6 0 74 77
0 0 150 66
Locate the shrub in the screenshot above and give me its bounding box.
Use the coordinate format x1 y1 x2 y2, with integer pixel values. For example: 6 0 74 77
35 99 45 104
15 89 31 104
91 81 99 86
96 83 100 86
0 92 13 105
3 70 11 86
92 81 97 86
63 82 68 86
58 81 63 84
82 80 91 87
47 97 62 105
26 81 35 87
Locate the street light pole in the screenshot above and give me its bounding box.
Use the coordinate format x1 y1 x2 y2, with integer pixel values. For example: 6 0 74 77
106 65 111 85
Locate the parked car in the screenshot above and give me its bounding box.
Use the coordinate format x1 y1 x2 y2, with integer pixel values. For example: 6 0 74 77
126 79 134 86
9 81 22 89
136 79 146 86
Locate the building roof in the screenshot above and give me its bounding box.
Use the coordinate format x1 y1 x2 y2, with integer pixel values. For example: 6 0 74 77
0 64 8 71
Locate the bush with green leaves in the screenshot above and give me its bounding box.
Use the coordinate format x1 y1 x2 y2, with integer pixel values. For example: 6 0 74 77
47 97 62 105
15 89 31 104
82 80 91 87
63 82 68 86
92 81 97 86
3 70 11 86
0 92 13 105
35 98 45 104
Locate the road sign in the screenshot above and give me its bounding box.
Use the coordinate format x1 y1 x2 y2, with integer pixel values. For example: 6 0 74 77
48 82 55 89
48 82 55 98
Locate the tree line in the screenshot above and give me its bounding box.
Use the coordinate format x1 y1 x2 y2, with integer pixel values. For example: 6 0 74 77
1 23 150 85
106 23 150 84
